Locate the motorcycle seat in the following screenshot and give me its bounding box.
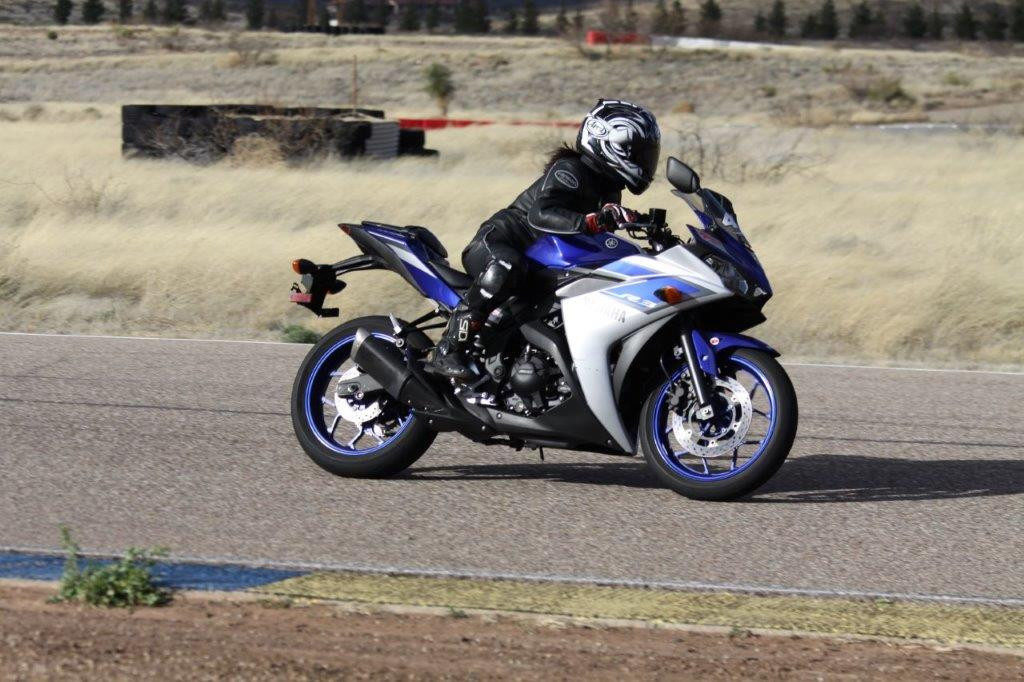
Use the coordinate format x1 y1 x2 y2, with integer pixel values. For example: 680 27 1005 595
432 259 473 291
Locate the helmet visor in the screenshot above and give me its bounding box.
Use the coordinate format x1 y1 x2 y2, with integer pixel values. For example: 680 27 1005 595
628 136 660 193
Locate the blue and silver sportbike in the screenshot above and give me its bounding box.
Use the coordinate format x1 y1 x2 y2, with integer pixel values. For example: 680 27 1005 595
288 157 798 500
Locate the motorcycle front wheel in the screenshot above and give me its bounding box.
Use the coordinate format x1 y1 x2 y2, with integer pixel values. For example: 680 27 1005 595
639 348 798 501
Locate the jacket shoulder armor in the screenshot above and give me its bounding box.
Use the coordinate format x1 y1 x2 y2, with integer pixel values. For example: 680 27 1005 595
542 157 588 193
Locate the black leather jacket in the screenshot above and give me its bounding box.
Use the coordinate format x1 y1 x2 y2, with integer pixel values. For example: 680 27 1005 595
509 154 624 237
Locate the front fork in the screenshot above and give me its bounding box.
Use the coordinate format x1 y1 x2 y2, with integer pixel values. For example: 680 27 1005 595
678 323 716 420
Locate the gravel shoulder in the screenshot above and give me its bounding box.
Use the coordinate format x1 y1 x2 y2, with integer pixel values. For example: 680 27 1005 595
2 584 1022 680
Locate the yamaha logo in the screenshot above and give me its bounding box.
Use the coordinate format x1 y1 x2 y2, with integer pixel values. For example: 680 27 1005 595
604 237 619 249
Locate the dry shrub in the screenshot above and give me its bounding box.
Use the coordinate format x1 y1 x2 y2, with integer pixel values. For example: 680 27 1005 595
840 74 916 109
224 34 279 68
225 134 285 167
674 123 823 183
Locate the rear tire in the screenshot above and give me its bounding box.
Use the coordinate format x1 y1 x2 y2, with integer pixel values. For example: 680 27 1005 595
639 349 798 501
290 316 437 478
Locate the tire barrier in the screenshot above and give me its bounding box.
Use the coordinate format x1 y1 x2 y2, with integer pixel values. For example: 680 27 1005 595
121 105 435 163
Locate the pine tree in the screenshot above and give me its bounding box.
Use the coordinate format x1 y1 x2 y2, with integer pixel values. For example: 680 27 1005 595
453 0 470 31
624 0 639 31
142 0 157 20
903 2 926 38
163 0 187 23
926 5 944 38
1012 0 1024 41
698 0 721 34
472 0 490 32
55 0 74 23
199 0 212 21
522 0 539 34
953 2 976 40
982 3 1007 40
83 0 108 24
753 10 766 34
848 1 874 38
246 0 264 28
800 12 819 38
425 3 440 31
768 0 786 37
373 1 390 27
668 0 686 35
556 1 568 33
267 6 280 28
118 0 133 22
503 7 518 32
573 5 583 31
399 2 420 30
818 0 838 39
650 0 668 33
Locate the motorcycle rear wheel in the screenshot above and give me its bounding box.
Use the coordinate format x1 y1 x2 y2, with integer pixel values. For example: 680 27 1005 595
290 316 437 478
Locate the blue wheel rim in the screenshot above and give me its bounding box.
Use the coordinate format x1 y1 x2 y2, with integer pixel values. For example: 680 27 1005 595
303 334 412 456
651 354 777 482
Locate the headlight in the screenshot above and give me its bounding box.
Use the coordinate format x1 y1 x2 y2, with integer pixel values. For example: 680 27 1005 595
705 256 749 295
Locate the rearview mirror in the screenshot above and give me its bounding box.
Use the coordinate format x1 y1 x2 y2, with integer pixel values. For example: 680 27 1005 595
666 157 700 194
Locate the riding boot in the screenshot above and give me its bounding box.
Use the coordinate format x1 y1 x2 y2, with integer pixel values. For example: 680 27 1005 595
423 304 482 382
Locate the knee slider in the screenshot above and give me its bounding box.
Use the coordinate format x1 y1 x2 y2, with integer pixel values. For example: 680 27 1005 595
477 259 517 300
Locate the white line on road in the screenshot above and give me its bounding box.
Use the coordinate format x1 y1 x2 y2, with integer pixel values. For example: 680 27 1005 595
3 544 1023 608
2 331 1021 377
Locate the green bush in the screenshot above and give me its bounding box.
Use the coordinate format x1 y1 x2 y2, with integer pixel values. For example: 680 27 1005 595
52 526 170 608
281 324 320 343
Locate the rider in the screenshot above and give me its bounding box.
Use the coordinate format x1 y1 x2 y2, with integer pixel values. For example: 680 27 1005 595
424 99 661 380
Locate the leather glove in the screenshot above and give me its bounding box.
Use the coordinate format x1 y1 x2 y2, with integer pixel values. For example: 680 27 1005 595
585 203 638 234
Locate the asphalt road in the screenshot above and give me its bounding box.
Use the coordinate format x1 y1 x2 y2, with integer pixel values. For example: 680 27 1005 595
1 332 1021 603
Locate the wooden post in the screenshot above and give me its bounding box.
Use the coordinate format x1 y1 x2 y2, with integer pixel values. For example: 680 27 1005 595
352 55 359 109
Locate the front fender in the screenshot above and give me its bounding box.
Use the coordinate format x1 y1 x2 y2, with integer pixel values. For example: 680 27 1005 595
692 330 779 377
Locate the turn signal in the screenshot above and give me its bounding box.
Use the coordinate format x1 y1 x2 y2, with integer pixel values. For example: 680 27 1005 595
654 286 686 305
291 258 315 275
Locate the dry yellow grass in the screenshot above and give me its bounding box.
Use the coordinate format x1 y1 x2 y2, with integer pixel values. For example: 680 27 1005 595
0 103 1021 366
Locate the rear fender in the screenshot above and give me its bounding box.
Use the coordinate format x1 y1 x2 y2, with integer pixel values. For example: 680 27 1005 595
692 330 779 377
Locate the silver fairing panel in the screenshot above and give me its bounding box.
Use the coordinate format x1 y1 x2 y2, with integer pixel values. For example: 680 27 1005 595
558 246 731 451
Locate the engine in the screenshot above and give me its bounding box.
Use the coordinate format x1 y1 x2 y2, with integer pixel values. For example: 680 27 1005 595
500 346 571 415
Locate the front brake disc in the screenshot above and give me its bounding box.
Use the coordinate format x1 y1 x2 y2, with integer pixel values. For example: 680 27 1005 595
670 376 752 458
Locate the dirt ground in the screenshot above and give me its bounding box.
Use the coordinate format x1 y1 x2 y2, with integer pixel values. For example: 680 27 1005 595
1 585 1021 680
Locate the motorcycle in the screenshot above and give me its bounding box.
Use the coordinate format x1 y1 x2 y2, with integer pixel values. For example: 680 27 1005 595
288 157 797 501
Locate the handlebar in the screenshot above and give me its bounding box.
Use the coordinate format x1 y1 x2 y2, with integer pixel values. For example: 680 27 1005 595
617 208 680 252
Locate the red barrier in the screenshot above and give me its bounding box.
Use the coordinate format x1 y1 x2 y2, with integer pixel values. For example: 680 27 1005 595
585 30 647 45
398 118 577 130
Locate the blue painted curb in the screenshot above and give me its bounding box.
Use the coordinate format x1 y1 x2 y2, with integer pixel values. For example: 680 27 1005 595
0 552 304 591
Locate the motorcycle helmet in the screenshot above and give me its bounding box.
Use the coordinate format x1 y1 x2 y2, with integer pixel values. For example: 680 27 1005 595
577 99 661 195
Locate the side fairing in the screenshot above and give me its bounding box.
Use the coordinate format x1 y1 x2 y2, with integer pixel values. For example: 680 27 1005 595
558 247 731 451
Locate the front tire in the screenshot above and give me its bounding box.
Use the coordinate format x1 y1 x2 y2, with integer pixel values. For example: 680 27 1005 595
639 349 798 501
290 316 437 478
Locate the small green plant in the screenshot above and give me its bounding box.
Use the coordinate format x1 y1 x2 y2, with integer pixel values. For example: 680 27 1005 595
424 63 456 117
51 526 170 608
47 30 59 40
282 324 320 343
943 71 971 87
448 606 470 618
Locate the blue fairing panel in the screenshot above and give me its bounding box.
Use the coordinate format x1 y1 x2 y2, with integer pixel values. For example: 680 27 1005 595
525 232 643 269
692 330 779 376
361 223 462 308
688 226 772 295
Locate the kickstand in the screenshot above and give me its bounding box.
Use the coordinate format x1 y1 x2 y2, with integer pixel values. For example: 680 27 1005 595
538 446 545 462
